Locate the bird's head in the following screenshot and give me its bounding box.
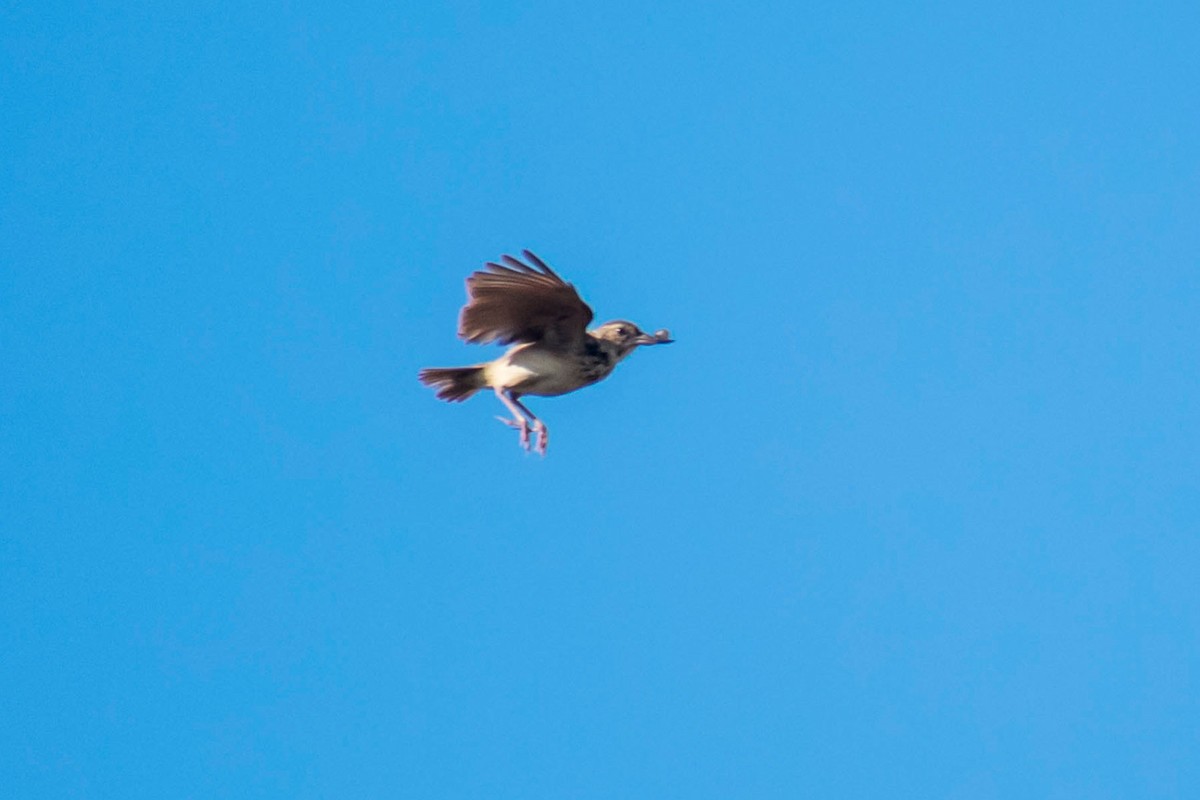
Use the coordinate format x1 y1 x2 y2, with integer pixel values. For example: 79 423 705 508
591 320 674 356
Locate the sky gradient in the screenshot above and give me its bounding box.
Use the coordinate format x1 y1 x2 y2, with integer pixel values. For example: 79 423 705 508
3 1 1198 797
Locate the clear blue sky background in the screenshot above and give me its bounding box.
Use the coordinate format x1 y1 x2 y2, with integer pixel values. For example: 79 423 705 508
3 2 1198 797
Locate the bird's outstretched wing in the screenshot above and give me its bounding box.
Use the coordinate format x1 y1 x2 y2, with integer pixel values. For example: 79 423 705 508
458 251 594 347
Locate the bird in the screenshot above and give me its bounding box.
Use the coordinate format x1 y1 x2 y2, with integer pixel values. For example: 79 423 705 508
418 250 673 455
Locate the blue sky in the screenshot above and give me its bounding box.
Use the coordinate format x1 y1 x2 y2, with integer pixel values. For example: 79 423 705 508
3 1 1198 796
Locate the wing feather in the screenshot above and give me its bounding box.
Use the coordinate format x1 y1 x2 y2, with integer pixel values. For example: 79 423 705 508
458 251 593 347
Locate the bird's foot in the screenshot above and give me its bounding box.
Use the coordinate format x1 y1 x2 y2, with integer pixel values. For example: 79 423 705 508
533 421 549 456
496 416 533 452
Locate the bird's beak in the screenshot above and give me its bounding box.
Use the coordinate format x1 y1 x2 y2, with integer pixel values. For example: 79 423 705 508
635 329 674 346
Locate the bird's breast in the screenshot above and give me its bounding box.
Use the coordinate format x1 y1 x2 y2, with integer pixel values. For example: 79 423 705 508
490 342 616 396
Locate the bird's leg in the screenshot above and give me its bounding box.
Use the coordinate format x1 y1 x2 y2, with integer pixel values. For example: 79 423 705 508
494 388 532 452
510 395 549 456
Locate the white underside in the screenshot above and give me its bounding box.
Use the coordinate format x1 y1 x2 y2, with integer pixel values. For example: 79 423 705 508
484 344 593 397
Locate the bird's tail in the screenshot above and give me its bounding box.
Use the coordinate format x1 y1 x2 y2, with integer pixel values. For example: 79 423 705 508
418 365 488 402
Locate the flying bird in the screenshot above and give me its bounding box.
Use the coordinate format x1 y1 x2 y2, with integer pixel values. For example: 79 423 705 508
418 250 673 455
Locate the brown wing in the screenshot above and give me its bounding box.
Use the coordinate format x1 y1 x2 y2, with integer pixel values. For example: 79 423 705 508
458 250 594 347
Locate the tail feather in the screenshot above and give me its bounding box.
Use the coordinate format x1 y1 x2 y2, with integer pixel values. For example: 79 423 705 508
418 365 487 402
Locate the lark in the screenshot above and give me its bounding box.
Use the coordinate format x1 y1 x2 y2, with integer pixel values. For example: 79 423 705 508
418 250 673 455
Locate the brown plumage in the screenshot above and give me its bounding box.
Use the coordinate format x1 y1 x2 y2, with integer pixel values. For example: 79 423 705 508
419 250 673 455
459 252 593 347
417 366 485 402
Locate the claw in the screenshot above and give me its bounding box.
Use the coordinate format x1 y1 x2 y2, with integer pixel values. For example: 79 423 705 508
495 416 532 451
493 389 546 455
